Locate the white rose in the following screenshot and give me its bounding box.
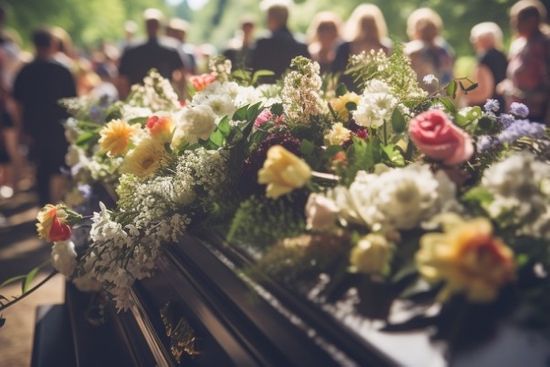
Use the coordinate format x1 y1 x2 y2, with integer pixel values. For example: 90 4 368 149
51 240 77 277
172 105 217 147
305 194 338 231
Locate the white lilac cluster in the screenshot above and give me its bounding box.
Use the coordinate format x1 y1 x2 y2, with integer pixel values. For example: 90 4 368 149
86 203 190 309
80 148 227 308
281 57 325 122
127 70 180 112
481 153 550 239
325 164 458 231
353 79 399 128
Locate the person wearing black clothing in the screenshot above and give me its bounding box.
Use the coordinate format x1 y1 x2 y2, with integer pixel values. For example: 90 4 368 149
13 28 77 205
464 22 508 110
223 18 255 71
249 2 309 83
118 8 183 97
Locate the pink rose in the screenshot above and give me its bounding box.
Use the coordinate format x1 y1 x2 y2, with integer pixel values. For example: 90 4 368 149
409 110 473 165
254 109 285 129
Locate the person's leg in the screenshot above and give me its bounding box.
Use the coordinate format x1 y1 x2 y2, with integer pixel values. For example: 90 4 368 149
35 160 51 206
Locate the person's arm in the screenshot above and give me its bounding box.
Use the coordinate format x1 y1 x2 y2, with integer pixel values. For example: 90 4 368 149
463 64 494 105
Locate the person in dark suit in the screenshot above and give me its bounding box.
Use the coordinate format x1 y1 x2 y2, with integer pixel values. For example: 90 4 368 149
249 1 310 83
118 8 184 97
13 28 77 205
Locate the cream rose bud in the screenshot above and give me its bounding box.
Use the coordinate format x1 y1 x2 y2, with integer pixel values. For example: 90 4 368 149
305 194 338 230
349 234 393 276
172 105 217 147
51 240 77 277
258 145 312 199
324 123 352 146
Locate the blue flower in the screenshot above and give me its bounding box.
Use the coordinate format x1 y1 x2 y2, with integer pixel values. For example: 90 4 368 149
497 120 545 143
476 135 497 152
498 113 516 128
483 99 500 113
510 102 529 118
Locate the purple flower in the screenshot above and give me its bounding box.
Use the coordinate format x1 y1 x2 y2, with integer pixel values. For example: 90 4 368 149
510 102 529 119
498 113 516 128
476 135 497 152
497 120 545 143
483 99 500 113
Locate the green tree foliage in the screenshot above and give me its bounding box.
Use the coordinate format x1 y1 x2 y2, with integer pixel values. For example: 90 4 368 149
3 0 171 50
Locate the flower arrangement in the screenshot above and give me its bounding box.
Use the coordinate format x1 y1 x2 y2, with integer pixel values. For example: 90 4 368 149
1 49 548 341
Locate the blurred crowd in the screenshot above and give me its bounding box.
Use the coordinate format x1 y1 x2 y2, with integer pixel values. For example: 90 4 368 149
0 0 549 218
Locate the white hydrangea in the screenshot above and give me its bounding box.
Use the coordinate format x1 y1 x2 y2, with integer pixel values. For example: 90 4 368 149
51 240 77 277
330 164 458 231
481 153 550 239
353 79 398 128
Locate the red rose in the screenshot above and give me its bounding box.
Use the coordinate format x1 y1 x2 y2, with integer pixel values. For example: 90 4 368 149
409 110 473 165
49 216 72 242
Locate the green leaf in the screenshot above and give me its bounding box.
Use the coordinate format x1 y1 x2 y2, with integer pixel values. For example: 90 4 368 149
438 97 457 115
75 131 97 147
270 103 284 116
232 105 250 121
465 83 479 92
0 275 26 289
335 82 348 97
382 144 405 167
22 267 40 294
463 187 493 205
390 108 406 133
252 70 275 85
300 139 315 156
445 80 457 99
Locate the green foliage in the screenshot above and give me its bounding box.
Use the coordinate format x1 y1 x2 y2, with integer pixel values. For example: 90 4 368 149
250 234 350 286
227 195 306 250
4 0 171 49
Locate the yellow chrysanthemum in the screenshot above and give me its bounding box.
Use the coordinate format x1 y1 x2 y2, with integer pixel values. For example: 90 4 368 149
330 92 360 121
122 138 167 178
258 145 311 199
99 119 136 156
416 214 516 303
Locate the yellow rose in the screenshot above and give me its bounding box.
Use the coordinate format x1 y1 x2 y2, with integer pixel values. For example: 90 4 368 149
350 233 394 276
36 204 71 242
324 122 352 146
330 92 360 121
416 215 516 303
99 119 136 156
258 145 312 199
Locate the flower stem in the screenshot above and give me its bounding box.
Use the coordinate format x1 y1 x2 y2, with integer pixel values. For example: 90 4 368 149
0 271 58 312
311 171 340 181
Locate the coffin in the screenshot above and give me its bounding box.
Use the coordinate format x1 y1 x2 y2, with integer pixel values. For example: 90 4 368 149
32 192 550 367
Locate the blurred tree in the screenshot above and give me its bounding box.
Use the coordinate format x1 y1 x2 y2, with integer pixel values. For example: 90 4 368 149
2 0 171 51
